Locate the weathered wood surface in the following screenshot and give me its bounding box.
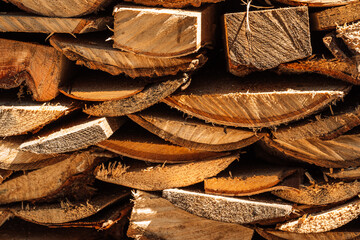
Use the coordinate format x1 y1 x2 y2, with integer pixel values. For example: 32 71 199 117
325 167 360 179
95 154 237 191
310 2 360 31
127 191 254 240
0 13 112 33
97 123 228 163
162 71 350 128
84 74 189 117
163 188 294 224
337 21 360 55
271 0 359 7
224 6 311 75
0 38 70 101
0 99 77 137
49 34 207 78
112 4 215 57
128 105 264 152
3 0 113 17
0 151 102 204
123 0 223 8
60 72 145 102
277 198 360 233
19 117 123 154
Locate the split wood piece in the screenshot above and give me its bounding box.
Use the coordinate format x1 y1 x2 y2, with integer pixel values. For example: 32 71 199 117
123 0 223 8
0 13 112 34
84 74 189 117
112 4 215 57
0 38 70 101
310 2 360 31
204 163 299 196
127 191 254 240
97 122 228 163
162 71 350 128
60 72 145 102
323 32 351 62
9 190 130 224
277 57 359 85
3 0 112 17
261 132 360 168
224 6 311 75
162 188 294 224
337 21 360 55
95 154 238 191
272 181 360 205
0 211 12 227
0 169 12 184
0 151 103 204
277 198 360 233
324 167 360 180
0 137 66 170
49 34 207 78
0 99 77 137
19 117 123 154
271 0 359 7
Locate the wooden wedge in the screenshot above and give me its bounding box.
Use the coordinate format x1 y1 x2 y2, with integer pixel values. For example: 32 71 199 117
123 0 223 8
271 0 359 7
95 154 238 191
112 4 215 57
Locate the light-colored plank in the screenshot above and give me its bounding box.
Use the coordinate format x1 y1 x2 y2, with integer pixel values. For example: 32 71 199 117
19 117 123 154
112 4 215 57
50 34 207 78
84 74 189 117
3 0 113 17
0 13 112 33
127 190 254 240
337 21 360 55
95 154 237 191
224 6 311 74
271 0 359 7
0 38 70 101
277 198 360 233
163 188 294 224
162 71 350 128
123 0 223 8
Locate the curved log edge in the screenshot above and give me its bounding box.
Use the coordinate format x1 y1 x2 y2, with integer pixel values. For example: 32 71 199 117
270 0 359 7
95 154 238 191
123 0 224 8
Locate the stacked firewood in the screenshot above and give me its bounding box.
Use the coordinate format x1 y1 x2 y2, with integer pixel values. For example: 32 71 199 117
0 0 360 239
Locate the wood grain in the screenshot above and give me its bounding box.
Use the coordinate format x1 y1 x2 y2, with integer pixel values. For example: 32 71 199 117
127 190 254 240
123 0 223 8
112 4 215 57
337 21 360 55
271 0 359 7
49 34 206 78
0 13 112 34
95 154 238 191
325 167 360 180
225 6 311 73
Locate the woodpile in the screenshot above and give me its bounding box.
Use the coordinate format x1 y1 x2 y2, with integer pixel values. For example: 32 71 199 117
0 0 360 239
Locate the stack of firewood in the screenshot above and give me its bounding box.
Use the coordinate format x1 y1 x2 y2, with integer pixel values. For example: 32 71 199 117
0 0 360 239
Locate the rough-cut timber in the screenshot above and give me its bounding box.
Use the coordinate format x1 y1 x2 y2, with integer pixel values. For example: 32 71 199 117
97 123 227 163
277 199 360 233
3 0 113 17
112 4 215 57
0 38 70 101
0 13 112 34
162 71 350 128
49 35 207 78
271 0 359 7
325 167 360 179
127 191 254 240
163 189 294 224
84 74 189 117
0 151 102 204
128 105 264 152
95 154 237 191
60 72 145 102
204 164 298 196
19 117 123 154
123 0 223 8
0 99 77 137
224 6 311 75
310 2 360 31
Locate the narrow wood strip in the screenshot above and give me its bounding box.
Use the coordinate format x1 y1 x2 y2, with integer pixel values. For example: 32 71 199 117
123 0 223 8
113 4 215 57
95 154 238 191
323 32 352 62
271 0 359 7
0 211 12 227
49 34 207 78
163 188 294 224
0 13 112 33
84 74 189 117
127 191 254 240
4 0 113 17
325 167 360 180
277 198 360 233
128 105 264 152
